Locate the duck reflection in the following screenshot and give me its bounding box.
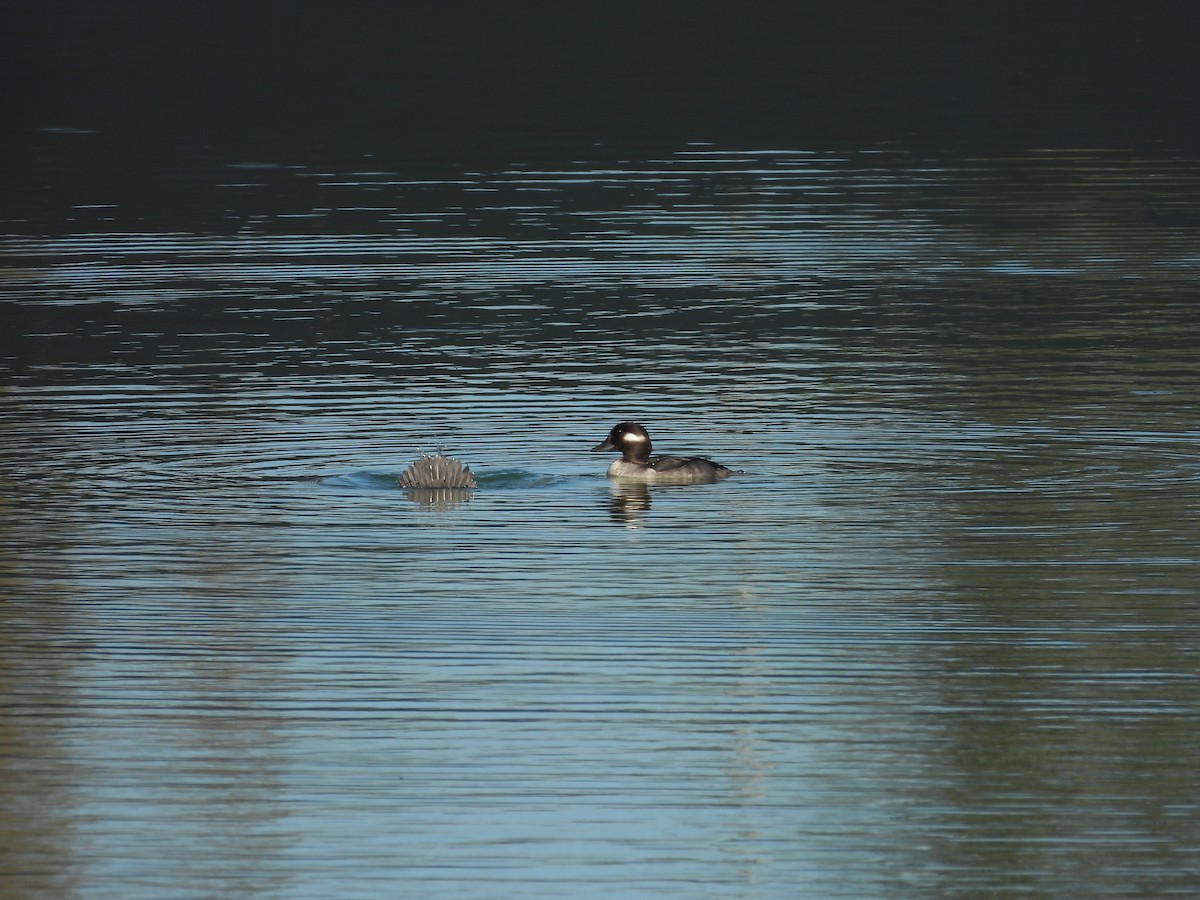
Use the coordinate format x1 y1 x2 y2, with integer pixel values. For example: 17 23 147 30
400 486 475 510
607 480 652 527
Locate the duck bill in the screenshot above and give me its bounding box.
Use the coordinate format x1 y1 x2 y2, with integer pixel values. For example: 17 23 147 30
591 438 617 452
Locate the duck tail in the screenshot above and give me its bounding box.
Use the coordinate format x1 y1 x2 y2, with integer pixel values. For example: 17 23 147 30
398 454 478 489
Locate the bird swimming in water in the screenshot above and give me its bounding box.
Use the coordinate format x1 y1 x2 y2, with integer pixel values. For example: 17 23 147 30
591 421 737 484
398 453 477 489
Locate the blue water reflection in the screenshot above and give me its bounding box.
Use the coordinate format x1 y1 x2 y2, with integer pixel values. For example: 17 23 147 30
2 144 1199 897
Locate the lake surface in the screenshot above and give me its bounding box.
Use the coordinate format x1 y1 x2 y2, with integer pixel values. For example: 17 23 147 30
3 137 1200 897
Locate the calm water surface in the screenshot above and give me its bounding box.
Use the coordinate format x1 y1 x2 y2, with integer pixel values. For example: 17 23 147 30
3 141 1200 897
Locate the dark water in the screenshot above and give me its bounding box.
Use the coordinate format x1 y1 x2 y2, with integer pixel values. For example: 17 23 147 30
3 138 1199 897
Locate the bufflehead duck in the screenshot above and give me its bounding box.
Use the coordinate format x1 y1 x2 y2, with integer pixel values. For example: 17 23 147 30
398 454 477 489
591 422 737 484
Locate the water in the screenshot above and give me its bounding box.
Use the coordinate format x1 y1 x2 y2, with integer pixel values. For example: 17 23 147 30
3 139 1200 898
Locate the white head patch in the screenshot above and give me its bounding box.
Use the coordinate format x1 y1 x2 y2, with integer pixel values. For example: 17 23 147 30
622 431 647 442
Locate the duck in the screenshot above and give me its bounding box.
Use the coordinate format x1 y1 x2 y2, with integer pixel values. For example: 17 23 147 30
398 453 477 489
591 421 737 484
